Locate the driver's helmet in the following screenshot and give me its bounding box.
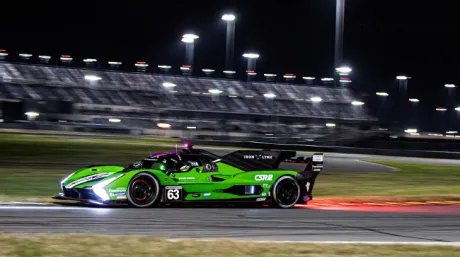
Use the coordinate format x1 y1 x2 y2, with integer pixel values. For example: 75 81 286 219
179 161 193 172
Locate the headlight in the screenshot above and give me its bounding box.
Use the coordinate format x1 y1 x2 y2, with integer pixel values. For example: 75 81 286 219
92 174 124 201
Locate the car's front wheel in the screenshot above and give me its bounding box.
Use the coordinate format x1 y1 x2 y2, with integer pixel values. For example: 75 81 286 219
271 176 300 208
127 173 160 207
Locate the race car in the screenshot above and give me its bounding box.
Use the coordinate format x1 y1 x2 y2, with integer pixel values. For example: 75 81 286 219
54 144 323 208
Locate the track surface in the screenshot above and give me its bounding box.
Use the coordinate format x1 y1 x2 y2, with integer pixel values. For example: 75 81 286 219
2 149 460 242
1 204 460 242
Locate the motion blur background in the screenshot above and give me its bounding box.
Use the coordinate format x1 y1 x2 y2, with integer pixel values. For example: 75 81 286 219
1 0 460 156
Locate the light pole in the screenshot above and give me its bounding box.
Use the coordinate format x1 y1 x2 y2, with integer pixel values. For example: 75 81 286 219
243 53 259 82
334 0 345 70
222 14 236 72
243 53 259 71
182 34 199 74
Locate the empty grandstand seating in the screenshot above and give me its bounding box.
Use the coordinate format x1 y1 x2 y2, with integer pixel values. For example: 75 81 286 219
0 62 375 140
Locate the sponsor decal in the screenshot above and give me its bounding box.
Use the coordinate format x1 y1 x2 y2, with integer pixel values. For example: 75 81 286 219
192 193 200 198
109 188 126 197
109 188 126 193
313 155 323 162
116 195 127 199
178 177 195 180
256 197 266 202
66 173 112 189
244 154 273 160
254 174 273 181
261 193 267 197
203 193 211 198
190 162 199 167
262 183 271 188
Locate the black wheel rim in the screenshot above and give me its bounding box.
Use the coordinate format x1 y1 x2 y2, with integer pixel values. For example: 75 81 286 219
275 179 299 206
130 178 157 205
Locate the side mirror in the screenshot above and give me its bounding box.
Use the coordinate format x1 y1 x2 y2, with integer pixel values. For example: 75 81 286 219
195 168 201 172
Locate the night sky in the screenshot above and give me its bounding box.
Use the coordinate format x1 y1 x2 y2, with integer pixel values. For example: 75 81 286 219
1 0 459 131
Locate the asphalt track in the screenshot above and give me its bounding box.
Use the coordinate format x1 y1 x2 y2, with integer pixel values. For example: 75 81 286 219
1 204 460 243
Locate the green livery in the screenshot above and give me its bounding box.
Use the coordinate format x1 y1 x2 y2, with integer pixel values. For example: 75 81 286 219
55 144 324 208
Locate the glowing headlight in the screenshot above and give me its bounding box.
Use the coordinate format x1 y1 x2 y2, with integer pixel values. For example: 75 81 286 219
92 174 124 201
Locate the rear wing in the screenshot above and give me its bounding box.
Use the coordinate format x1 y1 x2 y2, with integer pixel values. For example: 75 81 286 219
220 150 296 171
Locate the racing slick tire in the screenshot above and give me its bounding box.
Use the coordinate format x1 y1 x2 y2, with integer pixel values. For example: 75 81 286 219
127 172 160 208
271 176 301 209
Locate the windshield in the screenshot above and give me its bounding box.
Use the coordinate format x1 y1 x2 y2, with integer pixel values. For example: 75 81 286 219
125 154 181 171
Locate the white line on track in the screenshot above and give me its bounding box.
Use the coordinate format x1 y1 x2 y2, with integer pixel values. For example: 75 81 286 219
355 160 400 171
0 205 84 210
167 239 460 246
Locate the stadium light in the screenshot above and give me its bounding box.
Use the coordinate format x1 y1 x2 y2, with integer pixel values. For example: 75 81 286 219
263 93 276 98
157 122 171 129
84 75 102 81
60 55 72 61
0 49 8 57
436 107 447 111
405 128 417 133
311 97 322 102
186 126 197 130
396 75 409 80
202 69 215 73
283 74 296 79
24 111 39 117
445 84 456 88
409 98 419 102
351 101 364 106
335 66 352 74
243 53 259 59
222 14 236 21
109 118 121 123
158 65 171 69
455 107 460 111
163 82 176 88
19 53 32 58
181 37 194 43
38 55 51 63
135 62 148 67
83 58 97 63
321 78 334 81
446 131 458 134
339 78 352 83
108 61 122 65
376 92 389 96
303 77 315 80
209 89 223 94
264 74 277 77
183 34 199 40
326 123 336 127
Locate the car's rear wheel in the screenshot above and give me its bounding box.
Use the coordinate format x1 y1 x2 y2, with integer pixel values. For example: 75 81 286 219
271 176 300 208
127 173 160 208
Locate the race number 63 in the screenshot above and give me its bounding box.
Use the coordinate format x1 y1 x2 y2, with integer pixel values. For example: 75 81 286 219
165 186 182 201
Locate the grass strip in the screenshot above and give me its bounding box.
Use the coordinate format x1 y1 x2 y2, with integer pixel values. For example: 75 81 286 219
0 234 459 257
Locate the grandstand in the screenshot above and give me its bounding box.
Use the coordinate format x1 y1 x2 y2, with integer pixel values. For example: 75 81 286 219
0 61 377 144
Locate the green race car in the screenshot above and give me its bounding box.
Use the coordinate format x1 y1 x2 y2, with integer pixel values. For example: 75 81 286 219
54 144 324 208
